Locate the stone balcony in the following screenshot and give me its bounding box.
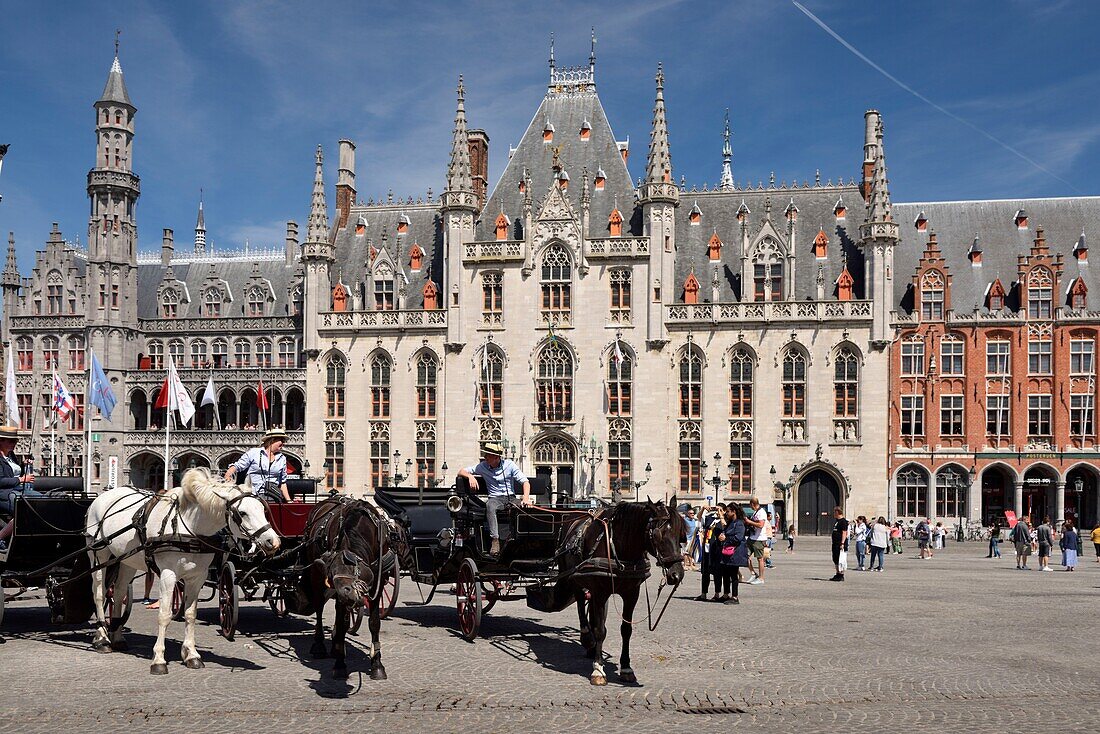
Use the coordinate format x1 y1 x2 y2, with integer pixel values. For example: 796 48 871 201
464 240 524 262
586 237 650 259
140 316 299 334
317 309 446 333
122 428 305 459
666 299 873 326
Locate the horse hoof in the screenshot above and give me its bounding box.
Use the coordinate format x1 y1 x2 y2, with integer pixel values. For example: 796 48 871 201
111 640 129 652
310 643 329 658
150 663 169 675
333 666 349 680
92 641 112 654
590 674 607 686
620 670 637 684
184 658 205 670
370 667 388 681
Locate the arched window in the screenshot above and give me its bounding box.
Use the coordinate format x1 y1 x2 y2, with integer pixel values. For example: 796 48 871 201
782 348 807 419
211 339 228 368
190 340 208 368
42 336 59 371
47 272 64 315
168 340 185 368
833 348 858 418
16 337 33 371
147 341 164 371
234 340 251 368
752 239 783 302
415 421 437 489
936 467 968 518
416 351 438 418
1027 267 1053 319
482 272 503 326
729 348 753 418
609 268 631 324
217 388 236 429
203 289 222 318
370 353 392 418
896 465 928 517
607 418 632 490
325 422 345 491
278 338 296 368
536 341 573 422
326 354 346 419
679 347 703 419
255 339 273 368
374 265 394 311
678 421 701 494
539 244 572 326
729 421 752 494
607 344 632 416
479 346 504 418
920 270 945 320
161 290 179 319
68 336 85 371
246 287 266 317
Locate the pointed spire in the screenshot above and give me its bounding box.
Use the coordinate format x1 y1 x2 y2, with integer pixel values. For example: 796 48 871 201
98 32 133 107
444 76 474 197
194 193 207 255
306 145 330 244
3 232 19 287
864 116 893 225
719 108 734 191
645 63 672 185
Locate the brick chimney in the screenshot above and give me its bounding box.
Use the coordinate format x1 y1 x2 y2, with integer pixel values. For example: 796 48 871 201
468 129 489 209
161 228 173 266
335 139 356 231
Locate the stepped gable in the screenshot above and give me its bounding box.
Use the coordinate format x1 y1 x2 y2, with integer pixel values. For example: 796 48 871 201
136 255 298 319
892 197 1100 313
331 201 442 308
673 184 864 302
478 70 635 240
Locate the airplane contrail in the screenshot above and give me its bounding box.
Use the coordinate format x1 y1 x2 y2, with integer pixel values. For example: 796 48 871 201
792 1 1082 193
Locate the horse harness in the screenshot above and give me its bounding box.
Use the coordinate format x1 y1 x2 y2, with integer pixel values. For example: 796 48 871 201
311 497 393 601
563 508 679 581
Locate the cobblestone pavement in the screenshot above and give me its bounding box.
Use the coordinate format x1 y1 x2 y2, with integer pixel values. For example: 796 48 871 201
2 538 1098 733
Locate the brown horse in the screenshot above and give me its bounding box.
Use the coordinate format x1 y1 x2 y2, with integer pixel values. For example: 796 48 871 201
300 497 393 680
554 498 686 685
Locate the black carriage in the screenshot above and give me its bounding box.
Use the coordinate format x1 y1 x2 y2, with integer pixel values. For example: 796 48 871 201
374 476 597 640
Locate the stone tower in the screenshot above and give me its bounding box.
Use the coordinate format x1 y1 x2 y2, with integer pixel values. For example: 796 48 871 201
2 233 19 344
301 145 332 355
858 110 898 347
441 76 479 347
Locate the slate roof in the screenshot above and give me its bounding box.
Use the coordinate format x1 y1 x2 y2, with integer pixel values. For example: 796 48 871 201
892 197 1100 313
98 57 133 107
136 256 300 319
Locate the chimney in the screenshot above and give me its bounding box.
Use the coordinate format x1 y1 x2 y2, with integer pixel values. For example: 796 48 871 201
161 228 174 266
860 109 880 202
285 220 299 267
335 139 356 231
468 129 489 209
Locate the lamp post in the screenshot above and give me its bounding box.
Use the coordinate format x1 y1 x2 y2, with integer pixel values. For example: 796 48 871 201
611 462 652 503
701 452 730 502
391 450 412 485
769 465 794 529
421 460 449 488
1074 476 1085 553
579 435 603 499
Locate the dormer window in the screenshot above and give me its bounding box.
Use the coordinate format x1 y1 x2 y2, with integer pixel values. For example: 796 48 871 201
708 232 722 261
988 280 1006 312
247 287 266 317
557 170 569 190
423 280 438 310
203 290 222 318
495 212 509 241
543 120 554 142
1027 267 1053 319
689 202 701 226
332 283 348 312
1071 278 1088 310
813 229 828 259
920 270 945 320
374 266 395 311
736 201 750 224
409 243 424 271
834 198 847 221
617 140 629 164
594 167 605 190
836 268 854 301
579 119 591 140
1015 209 1028 229
914 211 928 231
608 209 623 237
397 214 410 234
518 179 525 194
160 291 178 319
785 199 799 222
683 271 700 305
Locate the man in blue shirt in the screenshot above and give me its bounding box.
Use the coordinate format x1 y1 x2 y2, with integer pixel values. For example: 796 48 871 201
224 428 291 503
457 442 531 557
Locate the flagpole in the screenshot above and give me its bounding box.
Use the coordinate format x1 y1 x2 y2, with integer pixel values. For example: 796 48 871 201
163 366 171 492
50 369 56 476
85 346 92 495
211 371 221 431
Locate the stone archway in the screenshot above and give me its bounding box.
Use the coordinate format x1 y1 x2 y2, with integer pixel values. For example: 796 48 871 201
1022 464 1058 523
129 452 165 492
531 434 576 500
796 467 844 536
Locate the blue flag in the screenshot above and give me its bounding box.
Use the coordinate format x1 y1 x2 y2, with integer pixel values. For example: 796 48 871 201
89 351 117 421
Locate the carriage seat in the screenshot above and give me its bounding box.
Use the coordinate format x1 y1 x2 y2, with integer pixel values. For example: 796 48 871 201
373 487 453 541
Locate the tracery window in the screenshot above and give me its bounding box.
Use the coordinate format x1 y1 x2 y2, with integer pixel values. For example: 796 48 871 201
234 340 251 368
203 289 222 318
729 349 753 418
901 339 925 376
42 336 59 371
416 351 438 419
782 348 807 419
370 422 390 488
255 339 273 368
896 466 928 517
920 270 945 320
607 418 632 492
161 290 179 319
416 422 437 489
47 273 64 315
751 240 783 302
16 337 33 371
147 341 164 371
679 347 703 419
936 467 968 518
678 421 701 494
190 340 207 368
482 272 503 326
326 353 346 419
539 244 572 326
168 340 185 368
212 339 228 368
325 422 345 491
940 335 964 376
833 348 858 418
278 339 297 368
609 268 631 324
1027 267 1053 319
479 346 504 418
68 337 84 371
536 341 573 422
729 421 752 494
370 353 392 418
606 346 632 417
246 287 266 317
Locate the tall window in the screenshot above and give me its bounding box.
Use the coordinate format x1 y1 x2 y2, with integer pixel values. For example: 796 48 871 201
212 339 228 368
900 395 924 436
68 337 84 371
536 342 573 422
607 418 631 492
479 346 504 418
370 422 390 488
539 244 572 326
416 352 438 418
901 340 924 376
896 466 928 517
940 336 964 376
729 349 753 418
920 270 945 320
607 347 632 416
986 395 1010 436
833 348 858 418
370 354 392 418
17 394 32 430
326 353 346 419
255 339 273 368
325 423 344 491
234 340 251 367
936 468 967 518
416 422 437 489
190 341 207 368
1027 267 1053 319
42 336 59 370
609 268 631 323
1071 339 1095 375
168 340 185 367
752 241 784 302
278 339 296 368
1028 337 1052 375
247 288 265 317
203 290 222 317
782 349 807 419
679 347 703 418
374 267 395 311
1071 394 1095 437
16 337 33 371
147 341 164 371
481 272 503 326
161 291 179 318
68 394 84 432
1028 394 1052 437
986 340 1010 375
940 395 964 436
47 274 63 315
678 421 701 494
729 421 752 494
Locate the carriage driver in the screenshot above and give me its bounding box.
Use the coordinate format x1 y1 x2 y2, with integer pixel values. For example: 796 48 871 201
0 424 42 550
457 442 532 557
223 428 293 503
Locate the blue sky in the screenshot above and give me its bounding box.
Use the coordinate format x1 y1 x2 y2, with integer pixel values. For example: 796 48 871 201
2 0 1099 266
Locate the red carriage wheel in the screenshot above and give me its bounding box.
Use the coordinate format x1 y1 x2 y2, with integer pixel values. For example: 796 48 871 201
480 580 500 615
170 580 186 621
455 558 482 640
379 556 400 620
267 585 289 618
218 562 239 641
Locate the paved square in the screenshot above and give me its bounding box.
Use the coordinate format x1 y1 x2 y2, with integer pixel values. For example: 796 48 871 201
1 538 1096 733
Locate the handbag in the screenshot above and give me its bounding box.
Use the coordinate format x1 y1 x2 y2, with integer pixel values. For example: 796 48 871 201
721 545 735 557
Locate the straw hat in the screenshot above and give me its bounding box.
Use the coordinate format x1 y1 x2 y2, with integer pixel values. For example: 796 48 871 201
262 428 289 445
482 442 504 457
0 424 21 440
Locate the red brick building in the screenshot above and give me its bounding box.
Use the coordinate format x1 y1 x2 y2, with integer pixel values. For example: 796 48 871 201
889 200 1100 529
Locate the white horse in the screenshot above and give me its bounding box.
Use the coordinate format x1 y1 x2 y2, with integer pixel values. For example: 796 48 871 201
84 467 280 674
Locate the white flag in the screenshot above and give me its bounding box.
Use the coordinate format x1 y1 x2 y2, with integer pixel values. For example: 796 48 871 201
167 362 196 425
200 375 216 407
4 346 18 427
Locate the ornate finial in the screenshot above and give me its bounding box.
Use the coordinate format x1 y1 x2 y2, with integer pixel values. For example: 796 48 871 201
655 61 664 89
719 108 734 191
115 29 121 57
457 74 465 101
549 32 555 71
589 27 597 70
551 144 563 172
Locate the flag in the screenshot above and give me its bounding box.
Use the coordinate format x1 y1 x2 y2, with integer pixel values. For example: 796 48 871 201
53 372 75 420
256 380 270 411
200 375 216 407
156 363 195 425
612 339 625 380
5 346 18 427
88 351 116 421
547 322 557 346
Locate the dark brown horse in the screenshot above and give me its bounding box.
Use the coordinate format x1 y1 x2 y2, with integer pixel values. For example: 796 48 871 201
554 498 686 685
300 497 393 680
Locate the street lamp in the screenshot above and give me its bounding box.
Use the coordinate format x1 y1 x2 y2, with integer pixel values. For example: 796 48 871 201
701 452 731 500
391 450 412 485
579 435 603 499
770 465 794 528
611 461 652 503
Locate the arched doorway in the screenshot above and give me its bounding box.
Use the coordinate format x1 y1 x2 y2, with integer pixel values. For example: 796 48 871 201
797 468 842 536
129 453 165 492
1023 465 1057 522
981 465 1014 526
1065 466 1099 529
218 452 244 480
532 435 575 500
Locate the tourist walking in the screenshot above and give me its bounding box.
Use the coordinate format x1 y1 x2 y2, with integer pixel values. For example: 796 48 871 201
694 504 725 601
682 507 698 569
830 506 849 582
1035 516 1054 571
852 516 869 571
890 522 903 554
916 518 932 559
1060 520 1079 571
1092 522 1100 563
744 497 768 585
1011 516 1033 570
764 511 776 569
987 520 1002 558
716 505 749 604
786 524 796 554
869 516 889 571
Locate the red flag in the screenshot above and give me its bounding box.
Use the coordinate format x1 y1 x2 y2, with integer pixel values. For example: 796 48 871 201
256 381 269 410
154 377 170 409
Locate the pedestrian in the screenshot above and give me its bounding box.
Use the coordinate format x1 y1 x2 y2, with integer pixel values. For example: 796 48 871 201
786 523 796 554
916 517 932 559
1010 516 1033 570
869 516 889 571
744 497 768 585
763 511 776 569
987 520 1002 558
890 521 903 554
852 515 869 571
933 522 946 550
830 506 849 582
1035 516 1054 572
716 504 748 604
1092 522 1100 564
682 507 698 569
1061 520 1079 571
694 503 726 601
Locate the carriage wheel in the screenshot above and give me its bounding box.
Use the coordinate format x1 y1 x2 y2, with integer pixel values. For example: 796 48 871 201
455 558 482 640
170 580 186 621
218 562 239 641
267 585 289 618
105 580 133 629
379 556 400 620
481 581 500 616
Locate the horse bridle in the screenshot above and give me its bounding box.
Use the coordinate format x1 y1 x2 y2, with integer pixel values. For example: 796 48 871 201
329 549 372 598
225 493 273 544
646 510 684 570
